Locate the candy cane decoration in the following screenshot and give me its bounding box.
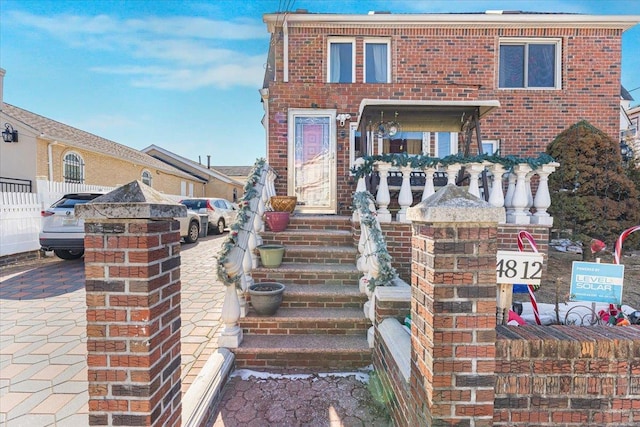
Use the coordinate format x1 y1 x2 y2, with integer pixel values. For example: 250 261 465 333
614 225 640 265
517 230 541 325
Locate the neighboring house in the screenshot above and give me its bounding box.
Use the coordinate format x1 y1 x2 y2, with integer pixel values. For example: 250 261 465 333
260 11 640 214
0 71 205 196
209 166 253 184
624 104 640 162
142 144 245 202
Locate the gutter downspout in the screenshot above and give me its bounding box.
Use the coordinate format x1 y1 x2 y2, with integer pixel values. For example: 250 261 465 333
47 141 56 181
283 19 289 83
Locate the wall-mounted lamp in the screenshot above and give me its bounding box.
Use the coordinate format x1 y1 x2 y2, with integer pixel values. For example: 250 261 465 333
336 113 352 127
2 123 18 143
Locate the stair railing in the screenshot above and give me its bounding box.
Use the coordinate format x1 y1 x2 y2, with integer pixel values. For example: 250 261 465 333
217 158 276 348
353 191 399 346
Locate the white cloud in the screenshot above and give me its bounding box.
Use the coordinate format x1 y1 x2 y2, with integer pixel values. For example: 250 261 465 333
7 10 268 90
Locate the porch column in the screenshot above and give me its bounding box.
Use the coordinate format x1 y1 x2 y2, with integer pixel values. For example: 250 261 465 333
407 185 504 427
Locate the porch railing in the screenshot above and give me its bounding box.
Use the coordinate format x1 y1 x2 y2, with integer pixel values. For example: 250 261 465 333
217 158 276 348
352 154 558 225
0 177 32 193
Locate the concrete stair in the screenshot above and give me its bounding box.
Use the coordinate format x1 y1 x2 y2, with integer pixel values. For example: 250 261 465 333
233 215 372 370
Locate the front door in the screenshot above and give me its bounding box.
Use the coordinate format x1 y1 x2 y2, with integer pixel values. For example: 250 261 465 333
288 109 337 213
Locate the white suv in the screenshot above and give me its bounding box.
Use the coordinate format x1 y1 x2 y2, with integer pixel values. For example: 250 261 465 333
179 198 237 235
40 192 202 260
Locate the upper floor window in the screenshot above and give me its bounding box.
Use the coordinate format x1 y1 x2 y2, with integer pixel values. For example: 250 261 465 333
364 40 390 83
141 170 152 187
499 39 561 89
435 132 459 157
328 38 354 83
63 152 84 183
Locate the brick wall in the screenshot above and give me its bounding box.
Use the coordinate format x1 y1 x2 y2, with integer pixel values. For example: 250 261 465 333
265 24 622 211
83 217 183 426
495 325 640 426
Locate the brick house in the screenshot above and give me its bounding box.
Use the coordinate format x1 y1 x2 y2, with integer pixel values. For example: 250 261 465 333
260 10 639 215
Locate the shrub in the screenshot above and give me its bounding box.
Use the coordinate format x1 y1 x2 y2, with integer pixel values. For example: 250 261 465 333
546 120 640 249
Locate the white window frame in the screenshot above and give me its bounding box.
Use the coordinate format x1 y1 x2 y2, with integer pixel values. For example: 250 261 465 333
434 132 459 157
141 170 153 187
481 139 500 155
498 38 562 90
363 38 391 83
63 151 85 184
327 37 355 83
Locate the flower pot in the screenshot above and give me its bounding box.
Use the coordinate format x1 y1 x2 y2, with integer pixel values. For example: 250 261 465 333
270 195 297 213
264 211 290 232
257 244 285 268
248 282 285 316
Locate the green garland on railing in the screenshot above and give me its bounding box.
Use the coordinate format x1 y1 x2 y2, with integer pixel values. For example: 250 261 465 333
350 153 556 180
216 158 267 287
352 191 398 291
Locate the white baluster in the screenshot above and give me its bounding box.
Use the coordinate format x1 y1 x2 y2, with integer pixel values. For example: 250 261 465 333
532 162 559 226
352 159 367 222
396 166 413 223
375 162 392 223
445 164 461 186
525 171 534 218
422 167 436 201
241 246 254 292
488 164 506 210
466 163 485 199
218 285 243 348
504 171 516 223
510 164 532 224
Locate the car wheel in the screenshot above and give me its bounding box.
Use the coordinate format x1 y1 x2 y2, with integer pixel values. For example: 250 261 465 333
184 220 200 243
54 249 84 260
214 218 225 235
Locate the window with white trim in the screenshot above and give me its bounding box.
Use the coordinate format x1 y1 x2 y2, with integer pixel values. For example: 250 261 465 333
63 152 85 183
141 170 152 187
499 38 561 89
435 132 459 157
481 140 500 155
364 39 390 83
327 38 355 83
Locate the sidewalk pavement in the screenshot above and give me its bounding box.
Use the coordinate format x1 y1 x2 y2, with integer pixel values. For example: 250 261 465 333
1 235 388 426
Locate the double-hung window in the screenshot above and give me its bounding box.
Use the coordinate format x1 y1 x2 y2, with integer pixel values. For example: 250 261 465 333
364 39 390 83
499 38 561 89
327 38 355 83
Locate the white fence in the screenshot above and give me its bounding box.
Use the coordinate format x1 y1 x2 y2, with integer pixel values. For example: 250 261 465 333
0 192 41 257
1 180 185 258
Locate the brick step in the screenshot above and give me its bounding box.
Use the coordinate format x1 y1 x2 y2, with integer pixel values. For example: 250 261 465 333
261 229 354 247
240 307 370 335
286 215 352 232
251 263 361 285
232 334 372 369
279 283 367 309
257 245 357 265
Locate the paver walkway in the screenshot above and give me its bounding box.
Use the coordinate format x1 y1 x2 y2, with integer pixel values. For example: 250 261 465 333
0 235 227 426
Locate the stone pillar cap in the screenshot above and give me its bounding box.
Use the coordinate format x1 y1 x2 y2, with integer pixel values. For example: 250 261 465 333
75 180 186 220
407 185 505 224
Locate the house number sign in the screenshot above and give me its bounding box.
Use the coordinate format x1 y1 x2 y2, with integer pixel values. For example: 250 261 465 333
496 251 544 285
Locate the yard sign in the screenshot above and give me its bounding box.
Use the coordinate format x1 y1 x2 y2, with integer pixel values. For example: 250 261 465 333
570 261 625 305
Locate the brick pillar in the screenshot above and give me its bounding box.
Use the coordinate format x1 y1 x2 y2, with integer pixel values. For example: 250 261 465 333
76 181 184 427
407 186 505 427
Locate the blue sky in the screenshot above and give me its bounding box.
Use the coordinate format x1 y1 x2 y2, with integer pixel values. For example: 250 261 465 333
1 0 638 166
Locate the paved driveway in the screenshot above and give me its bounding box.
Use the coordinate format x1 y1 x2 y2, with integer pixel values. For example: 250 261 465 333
0 235 226 426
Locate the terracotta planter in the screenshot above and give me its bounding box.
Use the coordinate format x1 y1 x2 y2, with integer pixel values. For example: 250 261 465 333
249 282 285 316
264 211 290 232
257 244 285 268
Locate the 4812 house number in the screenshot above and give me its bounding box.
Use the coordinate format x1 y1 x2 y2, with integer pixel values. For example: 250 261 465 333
496 251 544 285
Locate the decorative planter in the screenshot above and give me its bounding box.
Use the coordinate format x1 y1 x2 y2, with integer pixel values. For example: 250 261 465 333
257 244 285 268
264 211 290 232
248 282 285 316
270 196 297 213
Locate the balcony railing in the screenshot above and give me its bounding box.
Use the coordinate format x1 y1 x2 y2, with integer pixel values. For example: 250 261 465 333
351 153 559 225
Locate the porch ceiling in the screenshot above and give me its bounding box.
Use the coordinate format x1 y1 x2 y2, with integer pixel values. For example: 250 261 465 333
356 99 500 132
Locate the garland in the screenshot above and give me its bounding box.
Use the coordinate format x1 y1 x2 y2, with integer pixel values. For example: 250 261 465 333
352 191 398 291
216 158 267 287
350 153 556 180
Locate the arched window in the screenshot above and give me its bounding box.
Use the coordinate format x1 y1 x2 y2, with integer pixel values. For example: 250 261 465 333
63 152 85 183
141 170 153 187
